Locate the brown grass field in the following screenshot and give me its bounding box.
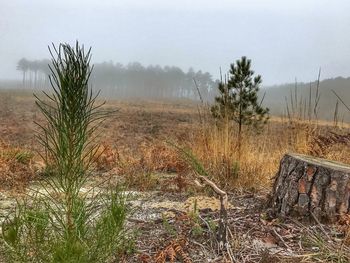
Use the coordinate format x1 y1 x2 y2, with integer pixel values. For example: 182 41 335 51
1 89 350 262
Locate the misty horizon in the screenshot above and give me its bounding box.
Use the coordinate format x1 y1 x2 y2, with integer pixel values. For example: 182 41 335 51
4 56 350 89
1 0 350 86
3 55 348 87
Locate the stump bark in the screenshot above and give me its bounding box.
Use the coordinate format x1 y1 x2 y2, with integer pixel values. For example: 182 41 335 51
270 153 350 223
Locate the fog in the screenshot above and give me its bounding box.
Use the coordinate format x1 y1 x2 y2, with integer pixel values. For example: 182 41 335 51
1 0 350 86
12 58 217 100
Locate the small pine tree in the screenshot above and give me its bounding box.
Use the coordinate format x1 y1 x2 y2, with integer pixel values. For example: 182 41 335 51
1 42 130 263
211 56 269 154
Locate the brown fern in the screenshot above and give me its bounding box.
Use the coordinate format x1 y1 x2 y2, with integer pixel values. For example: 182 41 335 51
153 238 192 263
166 246 176 263
172 241 192 263
155 250 167 263
309 131 350 157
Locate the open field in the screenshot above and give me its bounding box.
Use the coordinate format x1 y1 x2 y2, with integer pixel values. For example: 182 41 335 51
1 89 350 262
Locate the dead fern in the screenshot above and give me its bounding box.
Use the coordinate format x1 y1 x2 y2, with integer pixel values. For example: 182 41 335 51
309 131 350 157
93 143 119 171
154 237 192 263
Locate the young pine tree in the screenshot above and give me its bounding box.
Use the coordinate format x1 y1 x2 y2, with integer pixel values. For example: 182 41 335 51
211 56 269 155
1 42 130 263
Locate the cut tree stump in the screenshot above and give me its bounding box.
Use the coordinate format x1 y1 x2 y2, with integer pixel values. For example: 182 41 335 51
270 153 350 223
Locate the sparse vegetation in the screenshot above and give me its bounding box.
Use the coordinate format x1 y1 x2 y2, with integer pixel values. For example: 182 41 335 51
1 43 129 262
211 57 269 157
1 50 350 263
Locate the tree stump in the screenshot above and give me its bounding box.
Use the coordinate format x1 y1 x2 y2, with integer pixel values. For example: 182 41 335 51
270 153 350 223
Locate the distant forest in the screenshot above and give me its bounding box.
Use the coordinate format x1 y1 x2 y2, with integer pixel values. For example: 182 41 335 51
5 58 350 122
16 58 218 100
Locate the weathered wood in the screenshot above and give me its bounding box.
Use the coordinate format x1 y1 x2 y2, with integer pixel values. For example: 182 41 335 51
270 153 350 223
194 176 228 252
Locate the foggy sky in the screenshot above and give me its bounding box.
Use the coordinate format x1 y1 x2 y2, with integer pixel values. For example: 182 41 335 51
1 0 350 85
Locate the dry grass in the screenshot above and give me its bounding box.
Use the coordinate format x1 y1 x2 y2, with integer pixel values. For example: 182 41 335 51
187 123 291 190
1 89 350 193
301 225 350 262
0 140 35 190
186 112 350 191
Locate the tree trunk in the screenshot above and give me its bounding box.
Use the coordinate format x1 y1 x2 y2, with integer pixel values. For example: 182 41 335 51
270 153 350 223
22 71 25 88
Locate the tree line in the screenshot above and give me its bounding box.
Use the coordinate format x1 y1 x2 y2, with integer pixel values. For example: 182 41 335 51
17 58 52 89
17 58 218 100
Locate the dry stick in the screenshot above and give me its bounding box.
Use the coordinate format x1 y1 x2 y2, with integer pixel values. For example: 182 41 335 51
290 88 295 117
299 94 303 120
331 89 350 112
313 68 321 120
189 239 211 258
219 66 223 83
226 227 239 262
193 78 203 104
259 91 266 107
308 82 312 122
333 100 339 127
295 77 298 118
194 175 228 252
272 228 291 250
193 78 204 125
285 96 291 123
197 213 216 250
310 212 331 241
